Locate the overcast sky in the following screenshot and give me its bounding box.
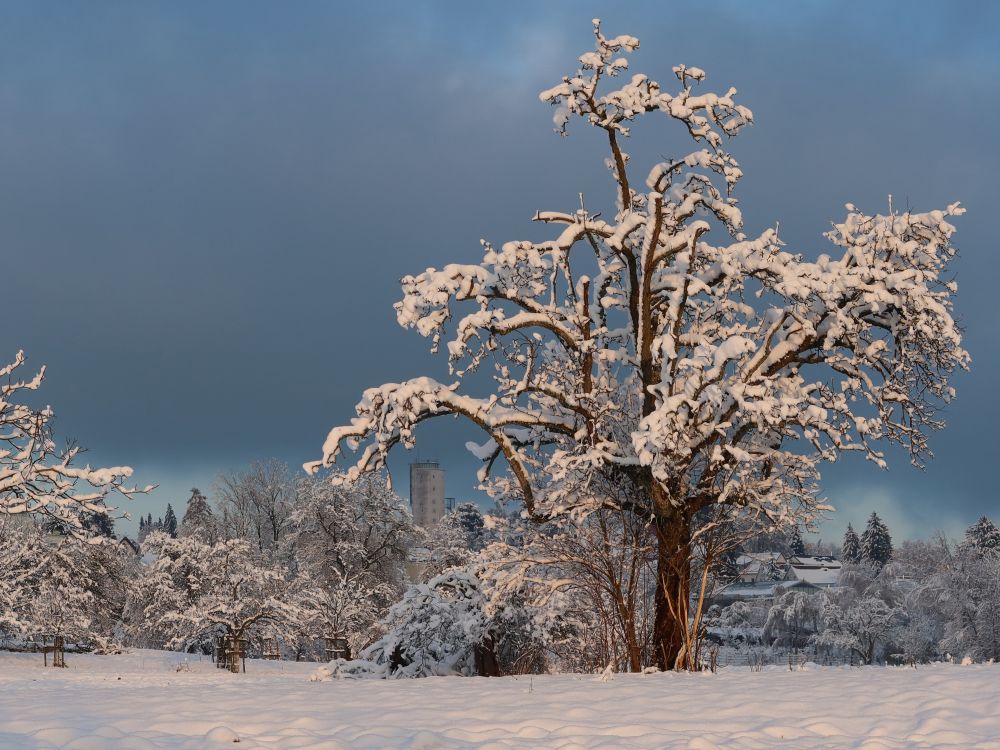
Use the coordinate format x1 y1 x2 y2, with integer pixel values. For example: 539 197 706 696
2 1 998 542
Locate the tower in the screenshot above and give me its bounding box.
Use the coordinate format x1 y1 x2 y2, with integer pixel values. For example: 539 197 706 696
409 461 445 527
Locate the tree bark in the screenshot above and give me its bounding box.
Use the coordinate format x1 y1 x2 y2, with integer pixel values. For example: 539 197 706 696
653 511 692 670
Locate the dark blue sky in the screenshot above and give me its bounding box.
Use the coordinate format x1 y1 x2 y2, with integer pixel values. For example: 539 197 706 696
2 2 997 541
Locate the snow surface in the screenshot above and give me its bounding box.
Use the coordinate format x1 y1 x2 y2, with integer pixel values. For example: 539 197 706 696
1 651 999 748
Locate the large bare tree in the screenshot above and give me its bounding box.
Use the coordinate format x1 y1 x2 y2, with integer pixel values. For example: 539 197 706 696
307 21 967 669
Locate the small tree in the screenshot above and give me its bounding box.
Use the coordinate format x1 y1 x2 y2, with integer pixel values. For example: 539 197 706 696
307 20 967 669
861 512 893 568
0 351 150 534
842 523 861 564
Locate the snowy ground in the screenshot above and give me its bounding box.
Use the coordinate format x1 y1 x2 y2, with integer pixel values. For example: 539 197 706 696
0 651 998 749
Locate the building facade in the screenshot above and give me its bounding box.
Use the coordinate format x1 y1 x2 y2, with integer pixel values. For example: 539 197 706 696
409 461 445 527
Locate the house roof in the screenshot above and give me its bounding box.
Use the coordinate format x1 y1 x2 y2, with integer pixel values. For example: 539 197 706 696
789 555 840 568
717 579 819 599
788 556 841 586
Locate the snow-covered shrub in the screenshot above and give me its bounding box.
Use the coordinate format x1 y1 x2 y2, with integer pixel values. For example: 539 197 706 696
358 569 494 678
708 601 765 647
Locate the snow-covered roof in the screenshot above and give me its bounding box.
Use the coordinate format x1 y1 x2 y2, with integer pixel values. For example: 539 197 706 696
736 551 786 566
716 579 818 600
786 556 841 586
788 566 840 586
789 555 840 568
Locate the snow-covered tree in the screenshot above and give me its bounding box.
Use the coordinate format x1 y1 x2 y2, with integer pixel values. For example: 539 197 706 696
0 519 42 637
216 459 294 554
354 569 497 678
24 542 95 646
842 523 861 564
763 590 826 650
293 572 388 659
290 473 413 596
788 527 806 557
930 543 1000 662
815 596 900 664
861 512 893 568
478 499 656 673
416 516 473 580
306 20 967 669
132 532 297 654
179 487 217 542
0 351 150 535
451 502 488 551
163 503 178 538
963 516 1000 556
77 537 139 649
707 600 765 648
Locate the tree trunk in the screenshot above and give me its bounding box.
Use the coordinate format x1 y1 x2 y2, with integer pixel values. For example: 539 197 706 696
653 512 691 670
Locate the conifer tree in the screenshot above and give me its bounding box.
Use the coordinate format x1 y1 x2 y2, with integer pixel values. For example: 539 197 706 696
163 504 178 538
180 488 216 541
860 512 892 568
788 527 806 556
964 516 1000 556
842 523 861 563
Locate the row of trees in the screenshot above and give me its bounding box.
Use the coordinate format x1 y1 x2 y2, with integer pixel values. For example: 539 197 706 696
5 456 999 675
841 513 894 568
0 467 495 664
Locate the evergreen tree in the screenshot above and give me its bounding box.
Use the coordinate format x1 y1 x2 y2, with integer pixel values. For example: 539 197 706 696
842 523 861 563
788 527 806 556
964 516 1000 556
451 502 487 551
180 488 216 541
81 511 115 538
860 512 893 568
163 504 178 538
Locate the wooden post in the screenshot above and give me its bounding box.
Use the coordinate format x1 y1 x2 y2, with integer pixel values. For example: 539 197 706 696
53 636 65 668
262 637 280 660
325 635 349 661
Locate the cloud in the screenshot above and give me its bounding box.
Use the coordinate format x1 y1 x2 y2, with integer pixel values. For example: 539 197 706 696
817 483 967 545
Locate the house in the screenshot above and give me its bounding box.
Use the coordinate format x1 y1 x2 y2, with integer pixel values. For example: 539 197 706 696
117 536 141 556
734 551 788 583
786 555 841 588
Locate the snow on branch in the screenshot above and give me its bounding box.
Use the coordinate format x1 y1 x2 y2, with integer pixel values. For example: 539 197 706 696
309 19 967 530
0 351 151 534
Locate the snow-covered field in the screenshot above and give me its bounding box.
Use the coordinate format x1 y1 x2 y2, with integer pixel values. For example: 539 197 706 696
0 651 998 749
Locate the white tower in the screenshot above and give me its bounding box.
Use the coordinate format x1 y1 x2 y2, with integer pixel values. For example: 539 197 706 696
409 461 445 527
